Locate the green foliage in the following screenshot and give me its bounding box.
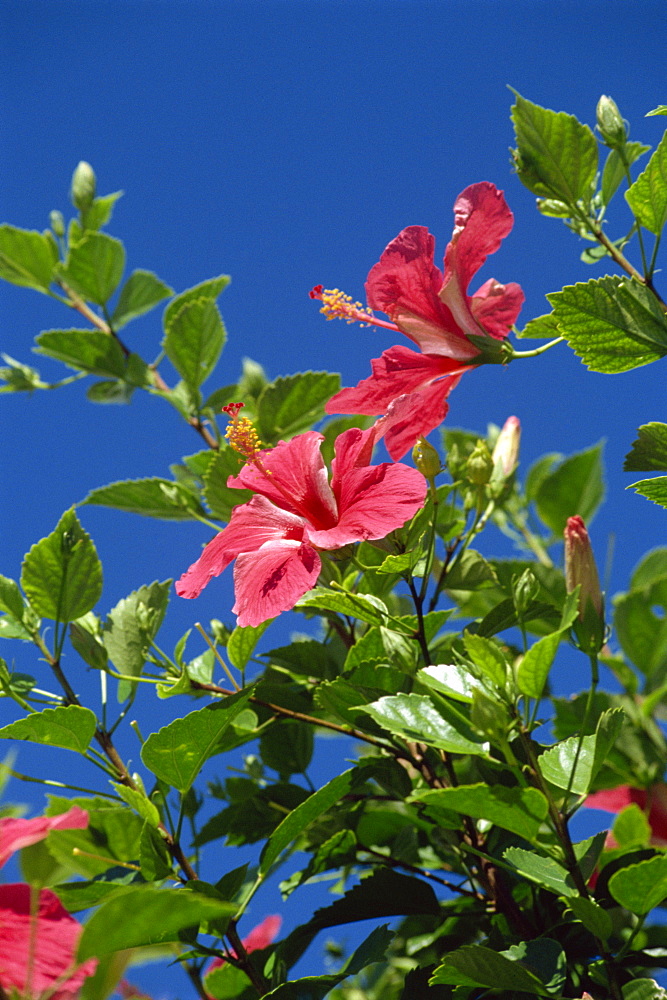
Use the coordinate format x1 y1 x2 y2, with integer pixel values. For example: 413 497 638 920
0 705 97 754
57 232 125 305
111 269 173 328
626 131 667 234
21 508 103 622
0 224 58 292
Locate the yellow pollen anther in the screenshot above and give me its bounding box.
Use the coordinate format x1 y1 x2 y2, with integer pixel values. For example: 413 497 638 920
222 402 263 462
317 288 375 325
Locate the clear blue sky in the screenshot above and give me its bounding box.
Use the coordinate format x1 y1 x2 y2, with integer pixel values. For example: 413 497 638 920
2 0 666 992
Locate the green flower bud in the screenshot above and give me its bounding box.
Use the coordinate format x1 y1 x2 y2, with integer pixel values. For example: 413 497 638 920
70 160 96 212
49 210 65 238
596 95 627 148
465 440 494 486
412 436 441 480
513 568 539 617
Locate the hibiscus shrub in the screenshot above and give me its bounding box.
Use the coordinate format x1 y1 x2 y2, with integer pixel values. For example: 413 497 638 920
2 94 667 1000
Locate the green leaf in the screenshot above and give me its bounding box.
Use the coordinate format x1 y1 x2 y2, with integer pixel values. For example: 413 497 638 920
81 477 206 520
623 981 667 1000
517 311 561 341
58 232 125 305
203 447 251 521
625 423 667 472
613 802 652 849
446 549 497 590
111 269 173 328
418 663 486 703
77 884 236 961
414 784 548 842
565 895 613 941
360 694 488 755
162 275 230 331
608 854 667 913
256 371 341 443
517 630 563 699
227 621 270 671
534 441 604 536
602 143 650 206
614 588 667 675
547 277 667 373
647 106 667 117
102 580 171 700
141 688 253 792
21 509 103 622
629 476 667 510
140 823 173 881
510 92 598 205
0 574 25 620
538 708 624 794
296 588 393 629
0 705 97 754
626 131 667 234
503 846 578 897
80 190 123 231
260 721 313 777
430 943 550 994
162 296 226 389
110 782 160 828
35 329 127 378
259 769 354 876
462 632 507 688
0 225 58 292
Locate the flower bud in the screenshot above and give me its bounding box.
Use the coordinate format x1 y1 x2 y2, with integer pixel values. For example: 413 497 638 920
513 568 539 617
596 95 627 148
70 161 96 212
412 436 441 481
491 416 521 481
465 440 494 486
564 515 605 652
49 210 65 238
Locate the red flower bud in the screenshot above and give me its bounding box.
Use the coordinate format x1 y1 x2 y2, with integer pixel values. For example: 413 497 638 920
564 515 605 652
491 415 521 480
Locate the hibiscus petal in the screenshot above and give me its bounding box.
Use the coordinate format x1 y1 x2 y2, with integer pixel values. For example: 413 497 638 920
232 540 321 627
309 459 427 549
0 806 89 870
374 375 463 461
0 884 97 1000
366 226 477 359
470 278 525 341
241 914 282 952
326 345 466 417
440 182 519 340
176 497 306 599
229 432 338 531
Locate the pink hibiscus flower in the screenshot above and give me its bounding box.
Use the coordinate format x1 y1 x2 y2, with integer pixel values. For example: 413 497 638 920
312 182 524 459
176 412 427 626
586 784 667 847
204 915 282 998
0 806 97 1000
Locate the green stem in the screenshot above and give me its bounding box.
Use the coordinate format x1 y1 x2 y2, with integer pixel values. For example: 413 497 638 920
508 337 565 359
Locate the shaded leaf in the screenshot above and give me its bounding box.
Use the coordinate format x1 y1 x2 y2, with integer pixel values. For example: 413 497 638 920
102 580 171 700
431 943 549 994
602 143 650 207
565 895 613 941
296 588 393 629
517 630 564 699
534 441 604 536
77 884 235 960
256 371 341 443
35 329 128 378
227 621 270 671
259 769 354 876
504 846 577 897
629 477 667 510
625 423 667 472
414 783 548 842
203 447 251 521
